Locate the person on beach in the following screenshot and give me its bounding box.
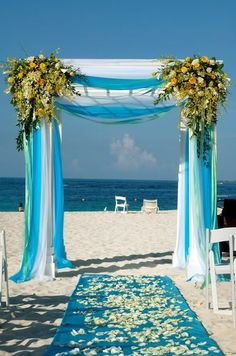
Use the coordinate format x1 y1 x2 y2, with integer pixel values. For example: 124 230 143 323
18 202 24 212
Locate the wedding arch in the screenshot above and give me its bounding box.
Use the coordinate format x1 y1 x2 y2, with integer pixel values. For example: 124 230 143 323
4 54 230 282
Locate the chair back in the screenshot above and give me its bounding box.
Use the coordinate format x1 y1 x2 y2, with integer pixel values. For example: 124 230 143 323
115 196 127 203
114 196 128 212
207 227 236 244
142 199 158 213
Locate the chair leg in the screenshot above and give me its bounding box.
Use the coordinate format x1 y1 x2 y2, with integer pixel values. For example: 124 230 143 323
206 237 210 309
209 251 219 312
206 270 210 309
0 251 3 307
233 259 236 327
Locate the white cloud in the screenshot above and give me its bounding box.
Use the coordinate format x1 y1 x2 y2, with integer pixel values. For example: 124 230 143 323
71 158 80 173
110 134 157 170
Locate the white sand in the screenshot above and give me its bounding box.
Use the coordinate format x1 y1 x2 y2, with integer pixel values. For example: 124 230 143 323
0 211 235 355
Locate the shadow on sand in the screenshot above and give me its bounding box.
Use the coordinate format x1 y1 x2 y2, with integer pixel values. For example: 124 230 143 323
0 294 68 355
58 250 173 277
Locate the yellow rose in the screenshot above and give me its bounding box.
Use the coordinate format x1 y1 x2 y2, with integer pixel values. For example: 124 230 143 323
193 62 200 69
29 62 36 69
201 56 209 63
189 77 196 85
17 72 24 79
181 66 188 74
171 77 177 85
39 63 46 71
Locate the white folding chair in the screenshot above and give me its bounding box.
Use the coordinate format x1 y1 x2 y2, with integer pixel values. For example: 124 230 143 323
141 199 159 214
114 196 128 213
0 230 10 307
206 228 236 326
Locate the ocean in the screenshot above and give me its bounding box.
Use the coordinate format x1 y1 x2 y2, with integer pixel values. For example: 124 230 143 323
0 177 236 212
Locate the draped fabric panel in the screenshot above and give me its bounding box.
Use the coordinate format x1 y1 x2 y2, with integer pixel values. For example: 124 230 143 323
174 125 220 282
53 121 74 269
72 75 164 90
173 128 190 269
11 121 72 283
55 95 177 125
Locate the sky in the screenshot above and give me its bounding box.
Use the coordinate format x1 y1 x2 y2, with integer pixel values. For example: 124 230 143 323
0 0 235 180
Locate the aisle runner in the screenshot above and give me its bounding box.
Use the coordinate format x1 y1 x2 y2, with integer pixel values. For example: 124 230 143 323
46 275 222 355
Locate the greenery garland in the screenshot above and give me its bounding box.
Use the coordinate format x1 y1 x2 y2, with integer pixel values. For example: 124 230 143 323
153 55 230 161
4 52 80 150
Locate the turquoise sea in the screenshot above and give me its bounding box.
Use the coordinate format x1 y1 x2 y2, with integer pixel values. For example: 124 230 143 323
0 177 236 212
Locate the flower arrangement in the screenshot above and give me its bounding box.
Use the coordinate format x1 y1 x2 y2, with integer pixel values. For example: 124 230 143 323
4 52 80 150
153 56 230 160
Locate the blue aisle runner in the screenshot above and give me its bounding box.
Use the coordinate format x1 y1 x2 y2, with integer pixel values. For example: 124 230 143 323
46 275 222 355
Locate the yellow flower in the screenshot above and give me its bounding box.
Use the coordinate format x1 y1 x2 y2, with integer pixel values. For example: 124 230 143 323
17 72 24 79
39 63 46 71
201 56 209 63
38 79 45 86
7 77 14 83
171 77 177 85
189 77 196 85
193 62 200 69
185 57 191 62
29 62 36 69
37 108 45 116
56 85 62 92
181 66 188 74
70 71 75 77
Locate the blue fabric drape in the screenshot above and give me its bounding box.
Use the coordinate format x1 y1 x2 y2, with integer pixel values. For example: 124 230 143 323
11 129 42 282
187 126 220 281
53 121 74 269
11 121 73 283
55 101 176 125
71 75 164 90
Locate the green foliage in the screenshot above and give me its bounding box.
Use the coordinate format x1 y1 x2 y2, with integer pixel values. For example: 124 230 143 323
153 55 230 161
4 52 81 150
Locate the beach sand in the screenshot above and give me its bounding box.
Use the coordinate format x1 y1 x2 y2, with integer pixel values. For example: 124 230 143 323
0 211 235 355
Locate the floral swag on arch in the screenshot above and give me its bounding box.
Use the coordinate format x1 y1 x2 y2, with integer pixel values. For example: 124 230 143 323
3 52 231 283
5 53 230 157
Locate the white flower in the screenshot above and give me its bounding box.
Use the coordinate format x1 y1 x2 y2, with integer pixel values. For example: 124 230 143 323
192 59 199 65
198 77 204 84
210 59 216 65
27 56 35 62
206 67 212 73
39 54 45 60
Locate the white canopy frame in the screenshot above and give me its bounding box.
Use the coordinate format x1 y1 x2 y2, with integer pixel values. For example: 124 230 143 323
10 59 218 283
